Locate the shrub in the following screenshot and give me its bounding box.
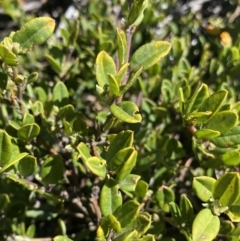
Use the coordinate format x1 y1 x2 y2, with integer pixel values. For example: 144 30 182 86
0 1 240 241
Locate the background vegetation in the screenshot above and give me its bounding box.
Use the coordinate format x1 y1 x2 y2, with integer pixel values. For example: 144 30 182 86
0 0 240 240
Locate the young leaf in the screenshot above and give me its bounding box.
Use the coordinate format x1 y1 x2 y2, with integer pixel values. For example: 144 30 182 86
100 179 122 217
0 130 12 166
169 202 182 225
221 150 240 166
13 17 55 50
212 172 240 207
192 176 216 202
155 186 175 213
192 209 220 241
120 66 143 95
130 41 171 71
108 74 120 97
115 63 130 84
0 44 18 66
116 149 137 182
204 111 238 134
53 236 73 241
138 234 155 241
127 0 148 27
53 82 69 107
107 214 121 233
135 180 148 199
40 155 65 184
180 195 194 225
117 28 127 66
17 123 40 142
110 101 142 123
96 51 116 88
85 157 106 179
185 83 209 114
194 129 220 140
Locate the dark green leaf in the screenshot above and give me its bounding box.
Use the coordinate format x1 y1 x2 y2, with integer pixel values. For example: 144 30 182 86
40 155 65 184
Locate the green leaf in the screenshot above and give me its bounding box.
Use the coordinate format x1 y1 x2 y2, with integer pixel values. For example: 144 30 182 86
192 209 220 241
115 63 130 84
192 176 216 202
108 74 120 97
180 194 194 225
22 113 35 125
222 150 240 166
169 202 182 225
77 142 91 162
118 174 141 192
184 111 212 125
0 44 18 66
53 82 69 107
155 186 175 212
127 0 148 26
211 126 240 148
96 51 116 88
199 90 228 116
204 111 238 134
135 180 148 199
107 131 133 162
0 152 29 173
26 224 36 238
53 236 73 241
108 147 134 172
13 17 55 50
17 123 40 142
134 212 152 236
85 157 106 179
0 193 10 211
213 172 240 207
110 101 142 123
130 41 171 71
194 129 220 140
117 28 127 66
0 130 12 166
227 195 240 222
185 83 209 113
120 67 143 95
45 54 62 74
114 200 140 228
40 155 65 184
138 234 155 241
100 179 122 217
107 214 121 233
116 150 137 182
18 155 37 177
122 230 139 241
